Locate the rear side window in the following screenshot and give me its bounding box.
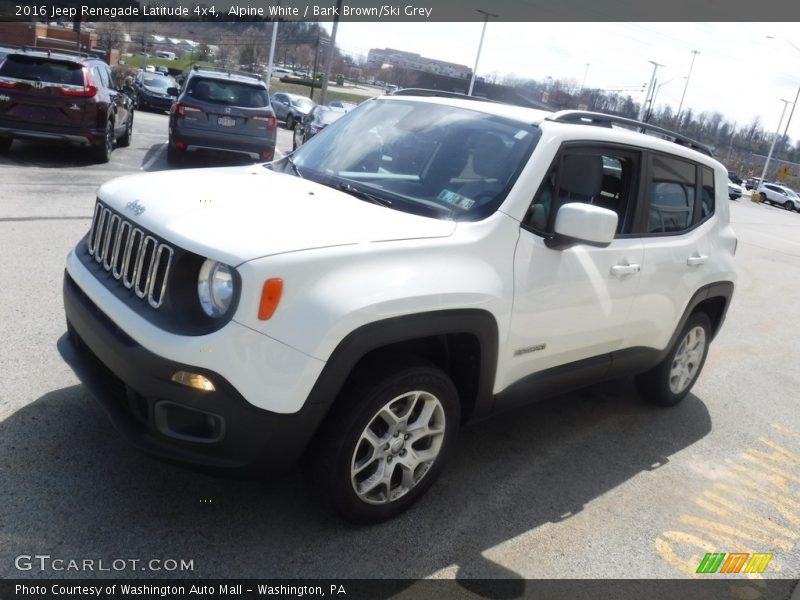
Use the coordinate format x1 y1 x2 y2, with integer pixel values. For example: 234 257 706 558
186 78 268 108
0 55 83 86
701 166 715 219
648 155 696 233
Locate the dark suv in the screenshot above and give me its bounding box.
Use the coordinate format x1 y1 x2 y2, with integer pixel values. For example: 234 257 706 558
0 47 134 163
167 66 276 164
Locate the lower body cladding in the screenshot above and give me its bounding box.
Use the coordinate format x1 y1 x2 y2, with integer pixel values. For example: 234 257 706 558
169 125 276 161
0 122 105 147
59 273 329 472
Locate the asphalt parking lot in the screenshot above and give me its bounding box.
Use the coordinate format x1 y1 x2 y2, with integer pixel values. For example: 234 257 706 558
1 110 799 589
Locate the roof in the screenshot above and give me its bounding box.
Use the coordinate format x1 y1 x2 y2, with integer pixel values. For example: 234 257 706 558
189 66 266 86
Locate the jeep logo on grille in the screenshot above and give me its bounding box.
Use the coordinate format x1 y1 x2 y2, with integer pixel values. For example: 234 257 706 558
125 200 146 216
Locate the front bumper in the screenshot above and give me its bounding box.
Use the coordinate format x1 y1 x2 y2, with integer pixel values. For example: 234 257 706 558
138 93 174 111
60 271 329 472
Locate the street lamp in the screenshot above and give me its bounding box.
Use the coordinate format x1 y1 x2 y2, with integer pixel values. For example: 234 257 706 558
646 76 687 121
580 63 590 90
757 98 793 197
638 60 664 121
467 9 498 97
675 50 699 128
766 36 800 144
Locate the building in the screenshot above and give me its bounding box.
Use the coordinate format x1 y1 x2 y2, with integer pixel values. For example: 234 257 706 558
366 48 471 79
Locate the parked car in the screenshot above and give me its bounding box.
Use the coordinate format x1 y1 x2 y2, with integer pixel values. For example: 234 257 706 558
167 65 277 164
745 177 763 190
292 105 346 150
759 182 800 210
270 92 314 129
728 181 743 200
727 171 743 185
133 72 178 112
59 99 736 523
0 47 134 162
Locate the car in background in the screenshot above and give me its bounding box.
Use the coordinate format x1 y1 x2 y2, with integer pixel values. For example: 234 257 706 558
0 47 134 163
759 182 800 211
270 92 314 129
745 176 763 190
292 105 346 150
728 180 742 200
327 100 357 111
134 71 178 112
727 171 742 185
167 65 277 164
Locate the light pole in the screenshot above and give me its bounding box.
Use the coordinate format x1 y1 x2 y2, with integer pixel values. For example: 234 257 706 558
757 98 793 196
766 36 800 144
638 60 664 121
647 76 686 122
675 50 699 127
580 63 590 90
467 9 498 97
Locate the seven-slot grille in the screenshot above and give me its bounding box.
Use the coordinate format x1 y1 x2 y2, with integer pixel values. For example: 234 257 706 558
86 202 174 309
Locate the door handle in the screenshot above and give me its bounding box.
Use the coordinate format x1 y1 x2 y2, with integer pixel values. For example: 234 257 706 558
687 255 708 266
610 263 641 277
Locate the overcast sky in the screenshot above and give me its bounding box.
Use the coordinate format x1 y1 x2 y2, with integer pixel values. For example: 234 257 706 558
324 21 800 142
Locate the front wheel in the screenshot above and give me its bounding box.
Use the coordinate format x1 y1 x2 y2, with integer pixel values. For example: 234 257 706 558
285 115 294 130
118 112 133 147
636 312 711 407
311 362 460 523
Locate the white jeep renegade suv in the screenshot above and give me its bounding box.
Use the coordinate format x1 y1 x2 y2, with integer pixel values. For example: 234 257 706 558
60 95 737 523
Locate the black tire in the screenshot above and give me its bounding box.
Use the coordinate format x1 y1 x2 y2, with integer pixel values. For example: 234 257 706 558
0 137 11 152
636 312 712 407
92 118 114 163
311 362 460 524
286 115 294 130
118 112 133 148
786 200 795 211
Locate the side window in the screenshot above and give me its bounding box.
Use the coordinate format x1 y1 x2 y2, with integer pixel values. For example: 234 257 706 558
524 148 637 235
647 155 696 234
92 66 110 89
701 166 715 220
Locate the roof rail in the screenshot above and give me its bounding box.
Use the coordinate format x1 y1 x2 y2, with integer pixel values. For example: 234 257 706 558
191 64 263 82
389 88 501 103
546 110 713 157
21 45 95 59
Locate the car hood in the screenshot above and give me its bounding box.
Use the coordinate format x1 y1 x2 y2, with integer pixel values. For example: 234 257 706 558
96 166 456 266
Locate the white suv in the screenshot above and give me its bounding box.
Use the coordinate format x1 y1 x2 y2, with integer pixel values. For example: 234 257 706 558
60 97 737 523
758 182 800 211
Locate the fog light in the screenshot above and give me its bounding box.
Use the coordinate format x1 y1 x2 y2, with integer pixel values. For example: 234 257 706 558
171 371 216 392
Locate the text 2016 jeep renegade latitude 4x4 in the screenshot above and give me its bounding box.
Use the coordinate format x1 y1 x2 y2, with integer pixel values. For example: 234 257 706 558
60 96 737 522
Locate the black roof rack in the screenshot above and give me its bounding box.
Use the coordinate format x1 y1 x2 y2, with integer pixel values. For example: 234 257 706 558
191 64 263 82
546 110 713 157
21 46 96 60
389 88 501 103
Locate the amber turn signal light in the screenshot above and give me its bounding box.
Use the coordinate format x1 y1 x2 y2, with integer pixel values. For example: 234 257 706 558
258 278 283 320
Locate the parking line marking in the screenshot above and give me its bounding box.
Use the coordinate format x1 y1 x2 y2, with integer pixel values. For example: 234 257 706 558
141 143 165 171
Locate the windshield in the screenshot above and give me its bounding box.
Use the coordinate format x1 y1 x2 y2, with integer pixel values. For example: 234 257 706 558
292 97 314 110
288 98 540 221
142 75 172 89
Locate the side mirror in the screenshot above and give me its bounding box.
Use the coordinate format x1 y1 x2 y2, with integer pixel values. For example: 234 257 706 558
167 87 179 96
550 202 618 249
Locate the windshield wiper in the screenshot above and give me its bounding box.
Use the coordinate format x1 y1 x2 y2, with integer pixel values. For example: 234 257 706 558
335 182 393 208
285 154 303 179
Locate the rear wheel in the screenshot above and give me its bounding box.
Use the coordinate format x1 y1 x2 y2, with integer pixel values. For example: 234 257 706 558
311 362 460 523
636 312 711 407
118 112 133 147
92 119 114 163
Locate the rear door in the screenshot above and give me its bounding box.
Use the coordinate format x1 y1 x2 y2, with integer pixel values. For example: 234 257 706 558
0 54 88 130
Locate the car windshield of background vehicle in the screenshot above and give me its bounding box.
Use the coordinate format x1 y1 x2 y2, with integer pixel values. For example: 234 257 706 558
186 78 269 108
289 99 540 221
142 76 172 90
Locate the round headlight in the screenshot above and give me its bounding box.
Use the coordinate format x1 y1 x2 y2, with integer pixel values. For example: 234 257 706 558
197 259 235 318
